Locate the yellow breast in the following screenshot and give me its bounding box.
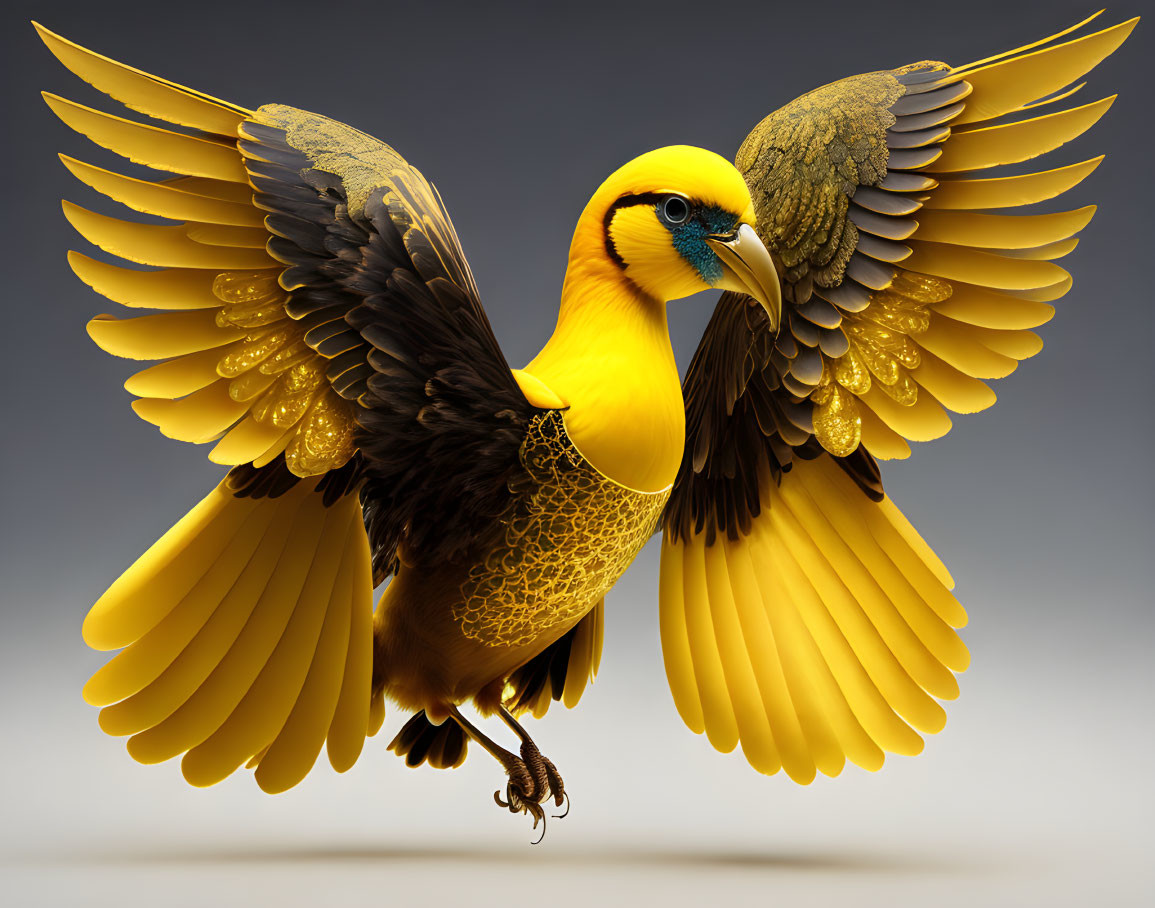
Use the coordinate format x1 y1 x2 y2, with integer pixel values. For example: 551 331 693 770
523 257 687 493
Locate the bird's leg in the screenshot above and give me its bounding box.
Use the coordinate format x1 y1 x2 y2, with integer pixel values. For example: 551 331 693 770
497 705 567 817
445 704 556 834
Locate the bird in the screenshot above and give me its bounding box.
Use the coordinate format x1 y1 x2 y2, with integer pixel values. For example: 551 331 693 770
37 10 1133 836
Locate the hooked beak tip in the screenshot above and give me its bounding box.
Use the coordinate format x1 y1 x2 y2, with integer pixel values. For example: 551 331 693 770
706 224 782 334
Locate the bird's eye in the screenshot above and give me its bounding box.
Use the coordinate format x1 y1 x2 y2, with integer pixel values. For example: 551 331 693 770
661 195 691 225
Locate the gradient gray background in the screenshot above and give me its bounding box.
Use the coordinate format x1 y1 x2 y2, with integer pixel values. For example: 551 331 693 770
2 0 1151 905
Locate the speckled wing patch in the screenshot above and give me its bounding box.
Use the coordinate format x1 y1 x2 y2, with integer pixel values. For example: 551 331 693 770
456 411 669 648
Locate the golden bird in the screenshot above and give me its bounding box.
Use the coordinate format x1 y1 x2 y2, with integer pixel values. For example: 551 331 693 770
38 11 1133 834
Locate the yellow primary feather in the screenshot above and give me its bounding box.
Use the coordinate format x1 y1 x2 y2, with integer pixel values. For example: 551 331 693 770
658 538 703 732
124 346 234 399
702 537 784 776
911 207 1095 249
966 325 1043 361
904 242 1069 291
87 309 240 359
180 499 358 787
860 384 953 442
326 526 374 773
43 93 248 182
947 10 1105 75
681 539 740 752
185 222 270 249
62 202 276 269
1004 274 1073 303
254 522 356 793
68 253 232 309
875 498 956 594
950 17 1137 124
59 155 264 227
165 175 254 204
82 484 256 650
1015 81 1088 114
132 382 251 443
82 499 276 706
921 157 1103 211
208 415 294 466
927 96 1115 173
857 403 912 461
103 493 307 742
252 431 296 470
34 21 250 134
999 238 1080 262
910 350 997 414
918 315 1020 379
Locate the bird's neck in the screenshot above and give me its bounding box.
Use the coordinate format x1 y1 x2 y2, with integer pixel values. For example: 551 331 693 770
526 228 685 493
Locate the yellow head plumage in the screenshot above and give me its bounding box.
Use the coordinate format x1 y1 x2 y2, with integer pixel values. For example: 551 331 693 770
567 146 780 323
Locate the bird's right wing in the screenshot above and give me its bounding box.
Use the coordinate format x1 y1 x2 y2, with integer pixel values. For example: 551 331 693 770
40 23 547 791
660 13 1135 783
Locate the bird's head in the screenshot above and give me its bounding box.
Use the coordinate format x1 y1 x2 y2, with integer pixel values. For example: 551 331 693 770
577 145 781 331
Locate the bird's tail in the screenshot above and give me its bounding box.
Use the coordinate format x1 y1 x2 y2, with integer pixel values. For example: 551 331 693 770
81 471 375 793
387 710 469 769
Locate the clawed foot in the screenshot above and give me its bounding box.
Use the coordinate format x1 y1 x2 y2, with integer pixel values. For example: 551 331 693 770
444 704 570 843
493 740 568 842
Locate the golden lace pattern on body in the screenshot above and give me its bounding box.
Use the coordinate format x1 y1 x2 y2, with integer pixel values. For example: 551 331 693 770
456 411 670 648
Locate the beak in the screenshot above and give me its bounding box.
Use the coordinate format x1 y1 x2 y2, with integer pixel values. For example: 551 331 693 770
706 223 782 334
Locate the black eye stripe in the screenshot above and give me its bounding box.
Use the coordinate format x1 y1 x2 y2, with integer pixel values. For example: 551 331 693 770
603 193 665 268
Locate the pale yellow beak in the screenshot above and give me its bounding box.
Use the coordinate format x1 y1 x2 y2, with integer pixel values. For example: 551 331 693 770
706 224 782 334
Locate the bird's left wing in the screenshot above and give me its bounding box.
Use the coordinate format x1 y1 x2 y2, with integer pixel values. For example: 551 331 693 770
660 13 1135 783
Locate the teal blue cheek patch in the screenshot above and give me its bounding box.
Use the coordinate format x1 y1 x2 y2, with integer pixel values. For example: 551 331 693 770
664 205 739 284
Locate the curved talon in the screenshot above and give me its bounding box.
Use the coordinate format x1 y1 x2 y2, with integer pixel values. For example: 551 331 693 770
553 790 570 820
530 809 547 845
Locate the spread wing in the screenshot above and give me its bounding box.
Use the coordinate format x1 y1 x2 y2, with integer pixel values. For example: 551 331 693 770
661 13 1135 783
39 21 540 571
40 24 545 789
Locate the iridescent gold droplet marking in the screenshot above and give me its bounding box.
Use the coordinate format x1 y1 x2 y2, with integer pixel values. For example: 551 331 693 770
812 268 954 454
204 268 358 475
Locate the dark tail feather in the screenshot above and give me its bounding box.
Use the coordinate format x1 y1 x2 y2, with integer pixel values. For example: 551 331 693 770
388 711 468 769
